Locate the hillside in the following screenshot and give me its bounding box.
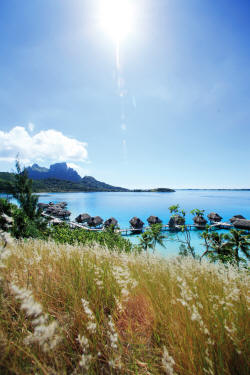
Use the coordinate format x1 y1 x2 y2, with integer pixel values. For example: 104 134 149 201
0 238 248 375
0 170 174 194
0 172 129 193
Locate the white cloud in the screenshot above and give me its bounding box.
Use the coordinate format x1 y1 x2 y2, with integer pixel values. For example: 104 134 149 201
0 126 88 165
28 122 35 132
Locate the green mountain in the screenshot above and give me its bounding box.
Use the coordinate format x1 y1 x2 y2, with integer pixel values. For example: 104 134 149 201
0 163 175 193
0 172 129 193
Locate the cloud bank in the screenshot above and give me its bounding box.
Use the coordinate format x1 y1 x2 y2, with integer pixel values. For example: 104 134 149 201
0 126 88 165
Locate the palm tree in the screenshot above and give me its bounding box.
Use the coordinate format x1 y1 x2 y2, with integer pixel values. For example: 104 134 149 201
138 231 153 252
12 159 40 220
139 224 166 253
190 208 205 217
224 229 250 266
201 231 232 263
149 224 166 251
200 226 211 258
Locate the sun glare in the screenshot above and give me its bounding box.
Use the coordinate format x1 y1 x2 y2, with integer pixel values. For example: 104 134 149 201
99 0 135 42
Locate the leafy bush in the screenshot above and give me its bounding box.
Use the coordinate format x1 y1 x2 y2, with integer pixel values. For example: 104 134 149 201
49 224 134 253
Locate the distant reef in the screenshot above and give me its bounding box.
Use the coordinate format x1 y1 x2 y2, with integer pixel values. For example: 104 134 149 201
133 188 175 193
0 162 175 193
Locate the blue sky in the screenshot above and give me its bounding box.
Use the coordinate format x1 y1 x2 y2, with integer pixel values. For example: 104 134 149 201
0 0 249 188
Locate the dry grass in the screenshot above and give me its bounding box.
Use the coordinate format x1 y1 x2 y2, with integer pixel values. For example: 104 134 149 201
0 236 249 374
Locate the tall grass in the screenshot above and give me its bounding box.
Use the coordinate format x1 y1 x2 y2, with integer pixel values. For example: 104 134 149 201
0 236 249 374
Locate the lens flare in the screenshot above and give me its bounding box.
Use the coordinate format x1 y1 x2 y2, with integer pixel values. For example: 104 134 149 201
99 0 135 42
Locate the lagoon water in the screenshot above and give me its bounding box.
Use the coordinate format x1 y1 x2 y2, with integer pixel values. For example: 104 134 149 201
36 190 250 256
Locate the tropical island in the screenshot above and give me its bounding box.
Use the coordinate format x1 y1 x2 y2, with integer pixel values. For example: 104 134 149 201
0 162 249 375
0 162 175 193
0 0 249 373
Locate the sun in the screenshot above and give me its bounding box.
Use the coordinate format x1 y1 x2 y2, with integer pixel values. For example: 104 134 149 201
99 0 135 42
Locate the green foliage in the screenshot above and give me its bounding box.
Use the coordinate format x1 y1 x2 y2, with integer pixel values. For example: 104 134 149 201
103 224 117 233
0 171 128 193
11 160 40 219
178 227 196 258
167 204 196 258
224 229 250 266
0 198 12 217
11 209 49 239
0 198 13 231
178 243 195 257
201 228 250 266
49 224 133 253
168 205 186 228
190 209 205 217
150 223 166 250
0 160 48 239
139 231 154 251
138 224 165 252
168 204 180 214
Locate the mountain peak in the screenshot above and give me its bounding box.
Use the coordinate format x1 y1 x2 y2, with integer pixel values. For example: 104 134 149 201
26 162 81 182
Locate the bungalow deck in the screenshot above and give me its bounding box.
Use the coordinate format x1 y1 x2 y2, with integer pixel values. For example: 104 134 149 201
43 213 235 235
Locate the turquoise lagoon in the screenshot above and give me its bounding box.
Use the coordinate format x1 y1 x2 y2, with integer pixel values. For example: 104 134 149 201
36 190 250 256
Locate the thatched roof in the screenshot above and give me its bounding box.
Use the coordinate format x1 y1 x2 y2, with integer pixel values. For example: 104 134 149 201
147 216 162 225
57 202 67 208
129 217 144 229
230 215 246 223
75 213 91 223
169 217 175 229
45 206 55 214
170 215 185 226
193 215 207 226
207 212 222 222
233 219 250 230
57 210 71 218
104 217 118 227
38 203 49 210
87 216 103 227
46 204 71 218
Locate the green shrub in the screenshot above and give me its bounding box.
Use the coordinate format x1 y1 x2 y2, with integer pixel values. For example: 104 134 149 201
49 224 134 253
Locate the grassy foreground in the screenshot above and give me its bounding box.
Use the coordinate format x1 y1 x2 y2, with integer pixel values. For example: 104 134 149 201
0 237 249 375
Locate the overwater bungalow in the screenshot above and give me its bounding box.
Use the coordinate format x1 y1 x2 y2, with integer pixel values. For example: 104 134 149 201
193 215 207 229
230 215 246 223
104 217 118 228
233 219 250 230
129 217 144 233
147 216 162 225
207 212 222 223
45 204 71 218
61 210 71 218
169 215 185 230
38 203 49 210
87 216 103 228
75 213 91 224
57 201 67 208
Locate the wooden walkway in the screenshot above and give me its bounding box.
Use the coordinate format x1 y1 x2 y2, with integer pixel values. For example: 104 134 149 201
209 222 233 230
